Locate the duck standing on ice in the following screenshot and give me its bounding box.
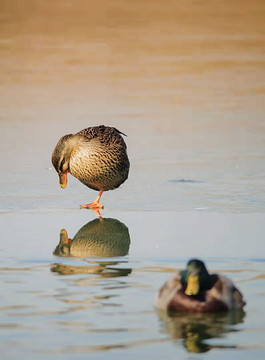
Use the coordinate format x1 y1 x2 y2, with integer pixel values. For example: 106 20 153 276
51 125 130 209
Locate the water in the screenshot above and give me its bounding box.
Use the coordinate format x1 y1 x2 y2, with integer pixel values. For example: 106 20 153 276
1 211 265 359
1 0 265 359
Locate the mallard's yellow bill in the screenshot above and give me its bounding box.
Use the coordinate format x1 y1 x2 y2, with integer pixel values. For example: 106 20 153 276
59 173 68 188
185 274 199 296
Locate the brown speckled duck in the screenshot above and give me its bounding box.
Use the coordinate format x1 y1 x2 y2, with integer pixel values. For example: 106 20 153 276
51 125 130 209
155 259 246 313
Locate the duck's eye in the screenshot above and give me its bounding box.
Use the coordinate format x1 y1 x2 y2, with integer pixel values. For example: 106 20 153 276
59 159 65 172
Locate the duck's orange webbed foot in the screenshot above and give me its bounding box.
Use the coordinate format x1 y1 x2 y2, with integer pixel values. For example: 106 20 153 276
80 203 103 221
80 191 104 211
80 202 104 210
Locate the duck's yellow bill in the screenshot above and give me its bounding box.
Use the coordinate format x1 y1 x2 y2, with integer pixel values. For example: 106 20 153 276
185 274 199 296
59 172 68 189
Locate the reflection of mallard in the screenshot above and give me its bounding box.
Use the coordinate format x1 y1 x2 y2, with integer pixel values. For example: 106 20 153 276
51 125 130 209
156 259 246 313
54 218 130 257
157 310 245 353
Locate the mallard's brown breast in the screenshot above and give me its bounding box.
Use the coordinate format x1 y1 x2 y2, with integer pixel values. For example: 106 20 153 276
168 290 229 313
69 134 129 191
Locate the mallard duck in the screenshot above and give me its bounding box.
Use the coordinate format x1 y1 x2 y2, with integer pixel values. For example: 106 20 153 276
51 125 130 209
155 259 246 313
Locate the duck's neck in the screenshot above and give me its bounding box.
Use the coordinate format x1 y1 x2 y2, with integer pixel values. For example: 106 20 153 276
181 271 217 292
62 134 87 161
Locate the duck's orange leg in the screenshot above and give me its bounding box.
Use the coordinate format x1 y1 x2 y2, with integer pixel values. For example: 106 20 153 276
80 190 104 210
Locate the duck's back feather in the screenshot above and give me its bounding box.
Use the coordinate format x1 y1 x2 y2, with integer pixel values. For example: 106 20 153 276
77 125 127 148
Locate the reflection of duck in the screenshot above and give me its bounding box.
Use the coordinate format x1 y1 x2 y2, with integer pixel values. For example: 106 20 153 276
156 259 246 313
53 218 130 257
157 310 245 353
51 261 132 277
51 125 130 209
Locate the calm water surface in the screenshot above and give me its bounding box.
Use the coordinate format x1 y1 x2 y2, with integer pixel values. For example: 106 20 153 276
1 1 265 359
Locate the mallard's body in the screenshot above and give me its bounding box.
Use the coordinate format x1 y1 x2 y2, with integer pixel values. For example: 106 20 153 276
51 125 129 209
155 259 246 313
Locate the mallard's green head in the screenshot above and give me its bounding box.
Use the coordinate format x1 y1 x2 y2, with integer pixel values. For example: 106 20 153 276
181 259 214 296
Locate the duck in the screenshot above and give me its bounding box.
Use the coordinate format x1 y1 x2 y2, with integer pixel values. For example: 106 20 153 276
155 259 246 313
51 125 130 209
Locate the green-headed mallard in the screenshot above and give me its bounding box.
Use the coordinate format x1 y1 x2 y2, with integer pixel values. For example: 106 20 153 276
51 125 129 209
155 259 246 313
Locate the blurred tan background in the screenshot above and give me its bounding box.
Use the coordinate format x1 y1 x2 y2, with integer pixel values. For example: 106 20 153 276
0 0 264 127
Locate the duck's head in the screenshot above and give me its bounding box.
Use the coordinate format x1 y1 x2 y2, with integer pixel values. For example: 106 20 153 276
181 259 214 297
51 134 74 189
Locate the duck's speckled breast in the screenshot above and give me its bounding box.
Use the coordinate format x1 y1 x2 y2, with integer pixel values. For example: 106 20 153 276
69 138 129 191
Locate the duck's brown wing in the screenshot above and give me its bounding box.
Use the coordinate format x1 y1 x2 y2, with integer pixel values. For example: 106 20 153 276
210 275 246 310
77 125 127 147
155 272 183 310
